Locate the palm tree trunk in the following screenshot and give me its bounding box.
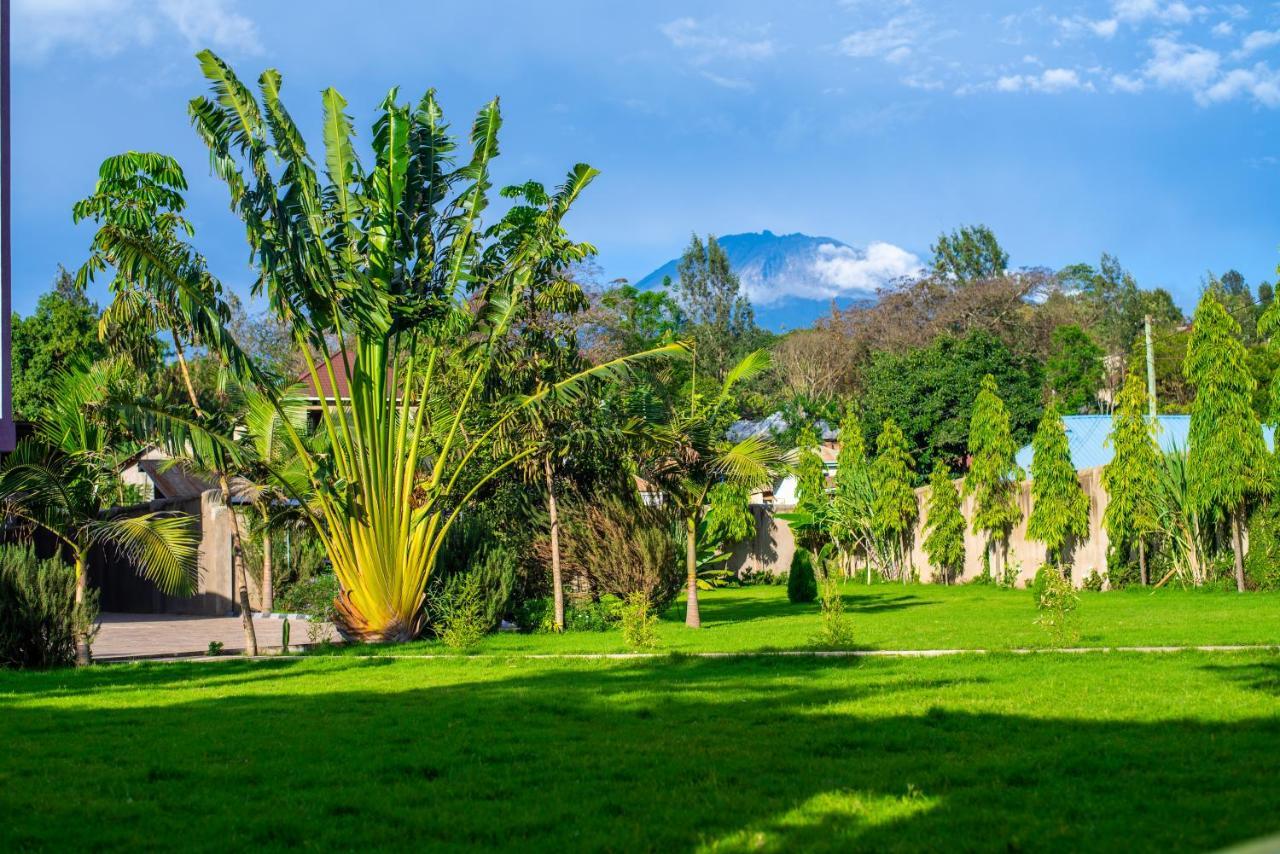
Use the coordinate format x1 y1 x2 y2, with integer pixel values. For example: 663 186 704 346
220 473 258 656
1138 538 1148 586
172 343 258 652
544 454 565 632
74 547 91 667
1231 509 1247 593
260 505 274 613
685 514 701 628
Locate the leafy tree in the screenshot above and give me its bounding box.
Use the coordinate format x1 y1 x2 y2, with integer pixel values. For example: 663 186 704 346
11 269 109 420
640 349 782 627
1045 324 1104 413
963 374 1024 581
0 362 198 665
1059 254 1182 359
922 461 965 584
861 330 1042 477
703 482 755 552
1027 401 1089 573
1102 371 1162 585
930 224 1008 282
870 418 917 582
582 281 683 362
830 406 878 582
78 53 680 643
1184 291 1271 591
789 426 831 555
670 233 758 382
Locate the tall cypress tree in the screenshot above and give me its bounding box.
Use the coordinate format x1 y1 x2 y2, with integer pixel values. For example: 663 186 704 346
923 461 966 584
963 374 1024 581
833 406 876 581
791 426 831 556
1027 401 1090 575
870 418 918 582
1184 291 1271 591
1102 371 1162 585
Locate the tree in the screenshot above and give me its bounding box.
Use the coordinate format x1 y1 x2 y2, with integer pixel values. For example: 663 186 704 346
581 281 683 363
670 233 758 382
963 374 1024 581
1026 401 1089 574
830 406 879 582
930 224 1008 282
1184 291 1271 591
0 362 198 664
77 53 681 642
790 426 831 555
11 269 109 420
870 418 917 582
641 349 782 627
922 461 965 584
1102 371 1162 585
1045 324 1104 413
861 330 1042 478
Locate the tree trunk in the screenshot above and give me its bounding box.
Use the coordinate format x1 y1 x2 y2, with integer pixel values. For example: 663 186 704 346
220 474 258 656
1138 538 1148 587
545 455 565 632
900 533 909 584
1231 509 1247 593
74 548 91 667
685 514 701 628
258 504 271 612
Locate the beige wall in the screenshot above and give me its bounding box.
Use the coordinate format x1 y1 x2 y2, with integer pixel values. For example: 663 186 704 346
729 466 1111 588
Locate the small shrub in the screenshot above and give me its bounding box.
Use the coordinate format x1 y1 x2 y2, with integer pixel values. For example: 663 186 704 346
620 592 659 649
1082 570 1105 592
565 596 623 632
739 569 787 586
206 641 224 656
813 575 854 648
278 571 339 645
0 545 96 669
513 597 553 632
787 550 818 604
558 495 682 610
1033 565 1080 647
434 572 489 650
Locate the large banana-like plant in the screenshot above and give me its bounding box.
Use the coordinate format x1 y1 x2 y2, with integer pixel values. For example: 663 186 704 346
80 52 680 641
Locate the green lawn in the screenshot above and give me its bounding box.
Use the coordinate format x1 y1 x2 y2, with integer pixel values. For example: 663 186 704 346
2 649 1278 851
324 582 1280 656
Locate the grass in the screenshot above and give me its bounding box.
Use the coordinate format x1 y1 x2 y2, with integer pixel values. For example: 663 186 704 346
2 649 1279 851
3 584 1279 850
318 582 1280 656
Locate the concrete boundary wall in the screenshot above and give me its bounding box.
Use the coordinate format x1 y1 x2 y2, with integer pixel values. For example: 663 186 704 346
728 466 1111 587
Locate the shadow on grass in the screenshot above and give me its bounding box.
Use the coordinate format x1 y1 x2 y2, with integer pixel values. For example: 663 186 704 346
686 590 934 628
1200 660 1280 697
2 655 1278 851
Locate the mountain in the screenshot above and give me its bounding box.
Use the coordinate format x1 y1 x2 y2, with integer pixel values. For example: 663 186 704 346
633 231 922 331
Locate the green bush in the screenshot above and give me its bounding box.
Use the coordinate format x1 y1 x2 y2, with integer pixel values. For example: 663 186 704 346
620 592 659 650
738 569 788 586
1082 570 1105 592
433 572 489 651
513 595 623 633
814 575 854 648
1033 564 1080 647
433 514 517 633
0 545 96 669
276 571 339 645
787 550 818 604
1245 501 1280 591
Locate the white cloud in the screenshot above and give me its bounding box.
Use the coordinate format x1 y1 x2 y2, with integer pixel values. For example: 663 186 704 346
14 0 260 62
1111 73 1146 93
660 17 775 64
1235 30 1280 59
1212 21 1235 38
992 67 1091 94
1114 0 1208 25
1199 64 1280 106
801 242 923 300
839 16 919 60
699 70 753 91
1143 37 1220 90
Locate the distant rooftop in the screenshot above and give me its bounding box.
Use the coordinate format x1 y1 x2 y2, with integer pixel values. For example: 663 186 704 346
1015 415 1277 475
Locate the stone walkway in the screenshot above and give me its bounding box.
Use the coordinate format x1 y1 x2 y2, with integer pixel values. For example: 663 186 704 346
93 613 338 661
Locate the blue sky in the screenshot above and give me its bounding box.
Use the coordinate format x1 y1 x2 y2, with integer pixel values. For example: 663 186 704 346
9 0 1280 320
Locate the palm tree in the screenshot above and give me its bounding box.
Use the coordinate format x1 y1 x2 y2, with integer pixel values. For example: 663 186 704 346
641 349 783 627
0 363 198 665
77 53 681 642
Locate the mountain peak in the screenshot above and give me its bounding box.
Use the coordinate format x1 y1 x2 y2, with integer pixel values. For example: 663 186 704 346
633 231 923 329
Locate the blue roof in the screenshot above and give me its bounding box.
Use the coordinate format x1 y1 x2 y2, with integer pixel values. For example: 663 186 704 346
1015 415 1276 475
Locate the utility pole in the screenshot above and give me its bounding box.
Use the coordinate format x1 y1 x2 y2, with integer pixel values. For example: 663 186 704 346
1144 314 1157 421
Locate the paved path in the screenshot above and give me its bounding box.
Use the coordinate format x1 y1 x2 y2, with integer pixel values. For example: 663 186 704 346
93 613 338 661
